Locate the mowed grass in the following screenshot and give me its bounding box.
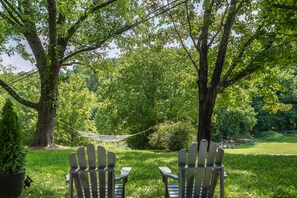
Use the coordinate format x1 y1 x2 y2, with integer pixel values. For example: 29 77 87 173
21 136 297 198
225 134 297 155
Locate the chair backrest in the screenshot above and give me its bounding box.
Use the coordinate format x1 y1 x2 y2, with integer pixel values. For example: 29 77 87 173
178 139 224 198
69 144 116 198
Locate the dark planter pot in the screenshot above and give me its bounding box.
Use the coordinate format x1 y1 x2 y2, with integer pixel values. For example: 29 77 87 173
0 169 25 198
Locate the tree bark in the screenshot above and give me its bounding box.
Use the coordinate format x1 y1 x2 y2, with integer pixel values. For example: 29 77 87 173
197 86 217 143
32 100 56 147
31 71 58 147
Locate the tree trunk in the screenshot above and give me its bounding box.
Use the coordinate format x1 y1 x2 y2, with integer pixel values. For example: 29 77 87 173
197 88 217 143
32 102 56 147
31 73 58 147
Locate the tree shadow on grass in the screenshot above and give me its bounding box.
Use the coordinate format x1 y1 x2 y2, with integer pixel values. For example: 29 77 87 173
224 154 297 197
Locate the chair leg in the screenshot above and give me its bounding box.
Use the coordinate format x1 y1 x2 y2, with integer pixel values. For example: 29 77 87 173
122 182 126 198
69 173 73 198
220 168 224 198
163 177 169 198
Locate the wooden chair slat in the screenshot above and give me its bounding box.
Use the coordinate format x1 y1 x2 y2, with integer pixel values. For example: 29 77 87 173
201 142 217 197
186 143 198 198
193 140 208 197
69 153 78 169
216 148 224 165
98 146 106 198
188 142 198 165
77 147 91 198
178 149 186 198
98 146 106 168
108 151 116 198
87 144 96 168
69 153 84 198
209 148 225 198
87 144 98 198
198 139 208 165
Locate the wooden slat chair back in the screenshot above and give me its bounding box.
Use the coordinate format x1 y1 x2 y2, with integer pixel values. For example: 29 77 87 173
69 144 132 198
159 139 225 198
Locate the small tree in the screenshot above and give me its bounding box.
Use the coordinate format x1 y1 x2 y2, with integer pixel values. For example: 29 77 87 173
0 99 26 175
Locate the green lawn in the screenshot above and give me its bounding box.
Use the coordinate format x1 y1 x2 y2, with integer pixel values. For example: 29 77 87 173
21 137 297 198
225 134 297 155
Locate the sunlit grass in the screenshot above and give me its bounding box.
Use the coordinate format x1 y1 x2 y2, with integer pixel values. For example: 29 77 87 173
20 136 297 198
225 135 297 155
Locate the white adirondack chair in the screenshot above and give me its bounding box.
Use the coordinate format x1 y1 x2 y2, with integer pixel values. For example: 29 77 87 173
69 144 132 198
159 139 225 198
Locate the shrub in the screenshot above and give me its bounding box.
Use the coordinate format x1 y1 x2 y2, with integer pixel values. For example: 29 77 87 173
0 99 26 175
254 131 284 141
126 132 153 149
149 121 196 151
212 107 256 141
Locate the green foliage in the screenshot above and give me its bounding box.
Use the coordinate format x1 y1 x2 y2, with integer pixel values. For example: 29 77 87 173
253 67 297 132
0 99 26 175
95 47 197 148
149 121 196 151
126 131 154 150
56 72 98 146
212 106 256 141
254 131 284 141
0 69 39 145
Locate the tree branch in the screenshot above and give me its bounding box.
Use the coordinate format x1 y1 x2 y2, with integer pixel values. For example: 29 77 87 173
220 35 282 89
207 3 229 48
168 5 198 72
197 0 215 51
0 78 38 109
221 25 263 83
210 0 242 88
185 0 200 53
0 12 19 26
22 1 47 74
47 0 58 65
0 0 24 26
272 3 297 11
62 61 84 66
58 0 117 56
2 0 24 22
62 0 186 62
197 0 215 91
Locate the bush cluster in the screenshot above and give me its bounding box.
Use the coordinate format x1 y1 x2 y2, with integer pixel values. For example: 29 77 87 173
212 107 256 141
149 121 196 151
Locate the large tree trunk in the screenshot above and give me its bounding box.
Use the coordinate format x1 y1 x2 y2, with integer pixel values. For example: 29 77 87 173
31 72 58 147
197 87 218 143
32 101 56 147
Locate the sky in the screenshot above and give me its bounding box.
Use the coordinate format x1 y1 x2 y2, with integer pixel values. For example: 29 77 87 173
1 41 120 73
1 53 35 73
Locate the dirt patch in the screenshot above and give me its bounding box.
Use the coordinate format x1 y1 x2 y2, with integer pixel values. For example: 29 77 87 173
28 144 72 150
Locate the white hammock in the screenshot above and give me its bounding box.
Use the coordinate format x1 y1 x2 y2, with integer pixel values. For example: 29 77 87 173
77 128 152 142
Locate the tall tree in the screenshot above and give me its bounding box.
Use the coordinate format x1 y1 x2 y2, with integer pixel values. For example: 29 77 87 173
152 0 297 142
0 0 184 147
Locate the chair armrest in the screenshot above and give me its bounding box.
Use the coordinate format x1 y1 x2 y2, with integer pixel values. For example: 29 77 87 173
115 167 132 182
159 167 178 180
